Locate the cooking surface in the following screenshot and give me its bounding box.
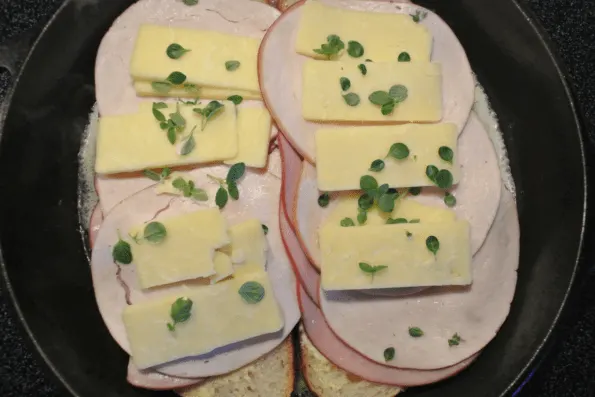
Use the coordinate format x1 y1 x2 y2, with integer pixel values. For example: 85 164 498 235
0 0 593 395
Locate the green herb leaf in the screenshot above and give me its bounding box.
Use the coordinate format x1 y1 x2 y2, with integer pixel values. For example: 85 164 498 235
342 93 360 107
358 63 367 76
409 219 420 223
347 41 364 58
411 10 428 23
365 58 373 62
444 192 456 207
359 262 388 274
448 333 462 347
339 77 351 91
358 193 374 211
166 43 191 59
408 187 422 196
426 235 439 256
313 34 345 58
167 297 193 332
228 180 239 200
169 111 186 128
397 52 411 62
227 162 246 182
425 165 439 182
216 187 228 209
195 101 224 130
368 91 393 105
340 217 355 227
438 146 454 163
167 127 177 145
357 209 367 225
227 95 243 105
225 60 241 71
167 71 187 85
192 189 208 201
369 159 385 172
383 347 395 362
388 85 408 102
161 168 172 179
152 81 172 93
184 83 199 94
435 170 454 189
143 169 162 182
376 184 390 200
172 177 188 190
238 281 265 304
377 192 396 213
180 134 196 156
388 142 409 160
182 0 199 5
386 218 408 224
360 175 378 192
152 103 167 122
262 224 269 235
144 222 167 243
318 193 330 208
153 102 168 110
409 327 424 337
381 102 395 115
112 237 133 264
406 231 413 238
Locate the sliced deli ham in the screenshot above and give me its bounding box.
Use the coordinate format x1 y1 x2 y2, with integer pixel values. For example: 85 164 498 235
319 186 519 370
298 284 478 386
259 0 474 163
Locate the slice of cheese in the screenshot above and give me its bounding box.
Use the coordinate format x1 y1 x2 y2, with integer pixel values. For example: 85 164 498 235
130 25 260 92
316 124 459 191
295 0 431 62
95 101 237 174
123 263 284 369
221 219 268 266
134 81 261 100
210 251 234 284
324 196 457 227
302 60 442 122
129 209 229 289
224 106 273 168
319 221 471 290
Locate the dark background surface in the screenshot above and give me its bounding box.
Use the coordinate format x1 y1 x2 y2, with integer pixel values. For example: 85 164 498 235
0 0 594 396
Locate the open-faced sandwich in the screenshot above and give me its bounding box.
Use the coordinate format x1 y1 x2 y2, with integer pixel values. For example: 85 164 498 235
80 0 520 395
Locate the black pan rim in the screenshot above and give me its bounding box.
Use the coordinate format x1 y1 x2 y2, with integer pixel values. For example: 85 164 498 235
0 0 588 396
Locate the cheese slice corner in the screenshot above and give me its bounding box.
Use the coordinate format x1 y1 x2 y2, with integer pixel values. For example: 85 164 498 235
224 106 272 168
220 219 268 266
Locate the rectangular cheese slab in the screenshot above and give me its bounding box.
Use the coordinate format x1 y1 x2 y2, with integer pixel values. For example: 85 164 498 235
95 101 237 174
323 196 457 228
133 81 261 100
302 60 442 122
123 263 284 369
129 208 229 289
295 0 431 62
210 251 234 284
130 25 260 93
319 221 471 290
316 124 459 191
224 106 273 168
221 219 268 266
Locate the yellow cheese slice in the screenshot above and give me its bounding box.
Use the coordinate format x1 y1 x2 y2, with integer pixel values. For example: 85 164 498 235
224 106 273 168
302 60 442 122
95 101 237 174
130 25 260 92
221 219 268 266
323 196 457 227
133 81 261 101
319 221 471 290
129 208 229 289
295 0 431 62
123 263 284 369
210 252 234 284
316 124 459 191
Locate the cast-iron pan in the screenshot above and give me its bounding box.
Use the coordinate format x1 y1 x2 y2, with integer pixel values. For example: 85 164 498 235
0 0 588 396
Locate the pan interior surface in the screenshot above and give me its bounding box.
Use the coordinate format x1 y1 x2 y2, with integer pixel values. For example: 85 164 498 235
0 0 586 397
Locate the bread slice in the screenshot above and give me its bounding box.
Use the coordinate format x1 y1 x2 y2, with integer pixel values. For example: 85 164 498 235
178 337 294 397
299 326 403 397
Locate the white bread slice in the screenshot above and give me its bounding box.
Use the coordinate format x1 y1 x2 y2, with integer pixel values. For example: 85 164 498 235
299 326 403 397
178 337 294 397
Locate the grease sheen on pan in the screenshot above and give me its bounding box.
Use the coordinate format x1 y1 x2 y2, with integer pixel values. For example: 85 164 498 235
259 0 475 163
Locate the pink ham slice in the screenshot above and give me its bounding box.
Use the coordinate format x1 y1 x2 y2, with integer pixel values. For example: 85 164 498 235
88 204 104 249
278 133 303 230
298 283 478 386
127 361 203 390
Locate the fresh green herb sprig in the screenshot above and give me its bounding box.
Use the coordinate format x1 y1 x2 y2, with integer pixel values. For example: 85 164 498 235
151 102 188 145
438 146 454 163
182 0 199 5
426 235 439 256
340 77 351 91
369 159 385 172
359 262 388 276
408 187 422 196
386 217 420 225
227 95 243 105
166 43 191 59
262 224 269 235
357 209 367 225
387 142 409 160
112 232 133 264
143 167 172 182
208 163 246 209
340 217 355 227
318 192 330 208
398 52 411 62
172 177 208 201
358 64 367 75
425 165 454 189
359 175 399 213
342 93 360 106
193 100 224 131
238 281 265 303
347 41 364 58
152 71 188 94
409 327 424 337
444 192 456 207
448 333 462 346
132 222 168 244
180 126 197 156
369 85 408 115
225 60 240 71
411 10 428 23
167 297 193 331
383 347 395 362
313 34 345 58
